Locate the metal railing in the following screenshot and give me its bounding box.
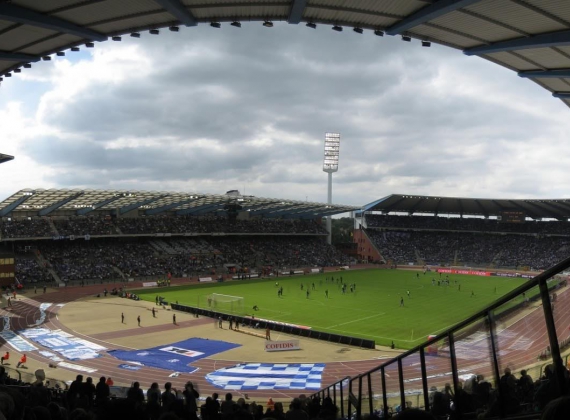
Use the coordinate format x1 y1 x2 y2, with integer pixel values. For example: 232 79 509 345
311 255 570 419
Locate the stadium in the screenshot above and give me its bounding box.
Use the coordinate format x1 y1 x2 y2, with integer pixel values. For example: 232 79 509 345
1 1 570 420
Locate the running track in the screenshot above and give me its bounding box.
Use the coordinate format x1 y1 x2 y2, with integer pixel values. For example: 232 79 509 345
1 281 569 404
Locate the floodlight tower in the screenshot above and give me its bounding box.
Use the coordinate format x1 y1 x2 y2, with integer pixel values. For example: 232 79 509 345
323 133 340 245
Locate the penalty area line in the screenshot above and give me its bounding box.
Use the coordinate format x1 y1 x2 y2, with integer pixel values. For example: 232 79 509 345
326 313 386 329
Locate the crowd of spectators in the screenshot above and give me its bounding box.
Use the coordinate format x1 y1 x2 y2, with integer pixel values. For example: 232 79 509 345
1 216 327 239
26 236 349 282
1 219 53 239
38 242 118 283
366 214 570 235
0 370 341 420
1 366 568 420
53 218 116 237
366 229 570 270
424 364 565 419
116 215 328 236
15 257 53 284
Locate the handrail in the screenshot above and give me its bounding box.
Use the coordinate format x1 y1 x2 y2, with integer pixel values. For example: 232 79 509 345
311 254 570 418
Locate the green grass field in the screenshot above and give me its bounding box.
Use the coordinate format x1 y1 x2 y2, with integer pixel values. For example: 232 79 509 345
135 269 528 349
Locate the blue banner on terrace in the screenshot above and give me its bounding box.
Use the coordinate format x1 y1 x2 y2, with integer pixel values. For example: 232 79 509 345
108 338 240 373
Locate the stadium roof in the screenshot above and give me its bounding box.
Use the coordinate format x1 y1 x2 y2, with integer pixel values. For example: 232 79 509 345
0 188 357 218
1 1 570 108
0 153 14 164
361 194 570 220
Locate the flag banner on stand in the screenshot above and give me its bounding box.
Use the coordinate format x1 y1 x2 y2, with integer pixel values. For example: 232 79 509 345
108 338 239 373
206 363 325 390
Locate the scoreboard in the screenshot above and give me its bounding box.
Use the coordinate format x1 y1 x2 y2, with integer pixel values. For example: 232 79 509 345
500 211 526 223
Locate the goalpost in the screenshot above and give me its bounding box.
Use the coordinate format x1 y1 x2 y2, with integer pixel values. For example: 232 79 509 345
207 293 244 315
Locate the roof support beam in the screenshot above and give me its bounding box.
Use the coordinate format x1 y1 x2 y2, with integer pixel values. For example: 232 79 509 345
176 203 224 216
192 204 225 216
457 199 464 217
76 196 122 215
38 192 83 216
361 196 392 212
407 198 427 215
507 200 539 220
386 0 481 35
0 51 40 62
474 199 489 218
288 0 308 24
145 198 200 216
263 206 314 218
519 69 570 79
553 92 570 99
241 203 274 212
524 201 566 220
0 3 107 41
249 205 292 215
464 30 570 56
119 195 167 215
151 0 197 26
381 197 407 214
433 198 443 216
0 194 32 217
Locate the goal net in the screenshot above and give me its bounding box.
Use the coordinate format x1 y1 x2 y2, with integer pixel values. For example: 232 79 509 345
207 293 244 314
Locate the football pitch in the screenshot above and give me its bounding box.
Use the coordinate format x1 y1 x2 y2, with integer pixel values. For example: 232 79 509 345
135 269 529 349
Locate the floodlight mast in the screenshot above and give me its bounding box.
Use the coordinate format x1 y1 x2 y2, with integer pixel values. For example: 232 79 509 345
323 133 340 245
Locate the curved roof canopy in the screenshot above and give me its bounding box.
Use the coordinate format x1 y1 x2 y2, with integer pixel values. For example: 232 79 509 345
0 153 14 164
0 1 570 108
0 188 357 219
361 194 570 220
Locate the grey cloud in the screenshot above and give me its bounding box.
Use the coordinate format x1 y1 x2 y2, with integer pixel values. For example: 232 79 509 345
14 23 568 205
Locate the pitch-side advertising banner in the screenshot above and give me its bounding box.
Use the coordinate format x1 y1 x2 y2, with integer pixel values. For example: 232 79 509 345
264 340 301 352
437 269 490 276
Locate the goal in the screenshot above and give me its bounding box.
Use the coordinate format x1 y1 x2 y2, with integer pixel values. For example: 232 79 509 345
207 293 244 314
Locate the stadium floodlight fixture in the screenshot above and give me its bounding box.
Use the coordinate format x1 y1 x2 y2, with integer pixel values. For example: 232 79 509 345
85 42 95 48
323 132 340 173
210 22 221 28
4 73 10 77
231 21 241 28
23 63 31 68
71 47 80 51
306 22 316 29
422 40 431 47
323 133 340 245
149 29 159 35
14 68 21 73
374 30 384 36
169 26 179 32
353 27 363 34
263 21 274 27
130 32 141 38
42 56 51 61
56 51 65 56
332 25 343 32
112 36 121 41
402 35 412 42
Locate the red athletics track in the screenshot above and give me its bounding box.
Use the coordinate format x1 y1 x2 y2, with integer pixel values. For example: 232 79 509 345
1 281 569 403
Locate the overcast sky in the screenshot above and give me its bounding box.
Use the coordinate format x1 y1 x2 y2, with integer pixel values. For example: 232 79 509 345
1 23 569 208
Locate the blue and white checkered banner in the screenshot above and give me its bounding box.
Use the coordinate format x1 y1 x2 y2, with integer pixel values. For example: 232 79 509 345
206 363 325 391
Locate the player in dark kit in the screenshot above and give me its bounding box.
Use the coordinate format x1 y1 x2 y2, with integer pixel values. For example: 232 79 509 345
400 297 404 307
325 290 328 298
